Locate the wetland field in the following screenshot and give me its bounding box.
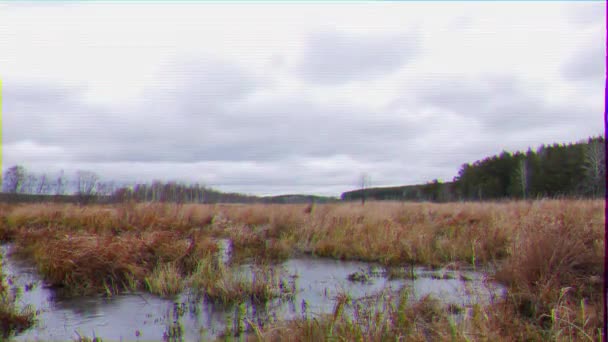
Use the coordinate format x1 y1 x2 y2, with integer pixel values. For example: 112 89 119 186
0 199 603 341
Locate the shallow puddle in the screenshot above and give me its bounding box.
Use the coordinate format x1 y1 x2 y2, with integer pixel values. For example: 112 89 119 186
2 244 504 341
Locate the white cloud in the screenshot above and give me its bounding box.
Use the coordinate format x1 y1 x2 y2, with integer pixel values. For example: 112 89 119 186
297 29 419 84
0 2 603 196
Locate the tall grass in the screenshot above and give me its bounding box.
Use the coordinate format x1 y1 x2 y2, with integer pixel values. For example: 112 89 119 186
189 254 294 304
0 199 602 339
144 262 184 297
0 253 36 338
253 288 484 341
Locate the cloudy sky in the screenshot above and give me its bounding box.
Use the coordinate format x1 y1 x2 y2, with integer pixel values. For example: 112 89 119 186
1 1 604 196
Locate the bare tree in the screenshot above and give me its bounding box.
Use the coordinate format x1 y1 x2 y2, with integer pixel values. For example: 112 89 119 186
96 181 115 197
36 174 52 194
3 165 27 193
104 181 116 196
152 180 162 202
359 173 371 205
583 139 605 196
76 170 99 204
77 170 99 196
55 170 67 195
23 174 39 194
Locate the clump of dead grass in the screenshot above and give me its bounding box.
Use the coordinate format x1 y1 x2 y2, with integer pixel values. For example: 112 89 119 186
493 200 603 339
296 201 513 267
254 288 475 342
144 262 184 297
9 227 217 296
189 254 294 305
0 253 36 338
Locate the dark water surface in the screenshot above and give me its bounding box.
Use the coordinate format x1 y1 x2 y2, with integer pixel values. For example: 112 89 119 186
2 243 504 341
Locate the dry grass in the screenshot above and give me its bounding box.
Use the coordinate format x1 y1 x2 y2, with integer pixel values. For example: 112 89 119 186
144 262 184 297
0 253 36 338
2 207 219 295
298 201 514 266
189 254 294 304
251 288 489 342
0 199 603 340
492 200 604 340
11 230 193 295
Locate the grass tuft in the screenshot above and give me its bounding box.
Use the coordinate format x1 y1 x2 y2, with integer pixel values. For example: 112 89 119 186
189 255 293 305
144 262 184 297
0 253 36 338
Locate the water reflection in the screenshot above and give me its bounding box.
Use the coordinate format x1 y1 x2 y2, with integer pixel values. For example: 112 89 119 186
2 244 504 341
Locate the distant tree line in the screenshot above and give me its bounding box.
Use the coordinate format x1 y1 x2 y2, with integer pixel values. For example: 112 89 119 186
3 136 602 204
259 194 338 204
2 166 68 195
110 181 261 204
1 167 113 204
342 136 605 202
110 183 337 204
0 167 337 204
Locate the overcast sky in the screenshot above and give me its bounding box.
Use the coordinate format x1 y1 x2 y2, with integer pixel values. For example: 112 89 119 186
1 2 604 196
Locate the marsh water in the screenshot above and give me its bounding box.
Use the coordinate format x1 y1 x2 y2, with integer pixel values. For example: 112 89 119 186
2 243 505 341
